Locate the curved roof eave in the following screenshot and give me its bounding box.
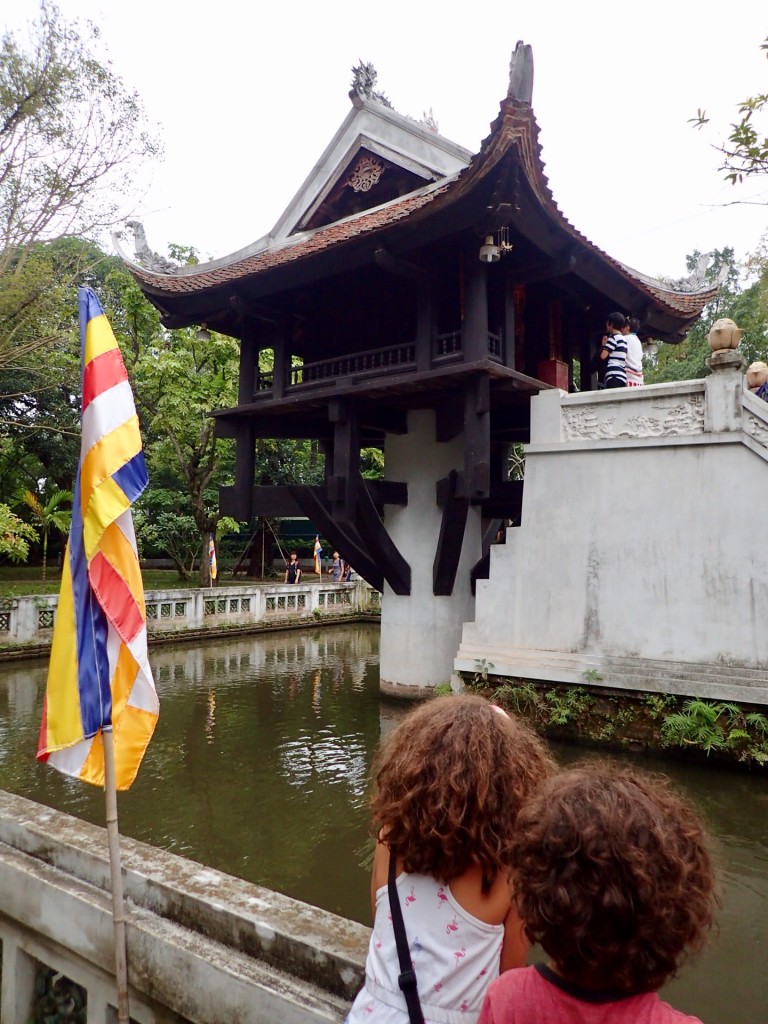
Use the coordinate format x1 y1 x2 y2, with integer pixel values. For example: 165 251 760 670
120 90 717 328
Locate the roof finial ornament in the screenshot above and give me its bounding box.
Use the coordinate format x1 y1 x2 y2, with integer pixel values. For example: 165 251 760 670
664 252 729 293
350 60 393 108
507 40 534 104
125 220 180 275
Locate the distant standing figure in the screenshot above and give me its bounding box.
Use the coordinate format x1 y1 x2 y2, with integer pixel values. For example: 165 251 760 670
329 551 342 582
624 316 644 387
600 312 628 388
284 551 302 584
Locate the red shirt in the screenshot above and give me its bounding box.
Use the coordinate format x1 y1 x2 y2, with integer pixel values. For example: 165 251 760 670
478 965 704 1024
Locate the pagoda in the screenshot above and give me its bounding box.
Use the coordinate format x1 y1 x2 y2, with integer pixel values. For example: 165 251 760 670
119 45 715 697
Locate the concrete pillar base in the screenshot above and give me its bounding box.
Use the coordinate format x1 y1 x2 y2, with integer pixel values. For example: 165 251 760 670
380 411 481 696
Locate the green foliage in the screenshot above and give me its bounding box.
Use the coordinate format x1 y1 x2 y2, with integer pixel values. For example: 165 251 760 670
544 685 594 726
661 698 768 763
472 657 494 684
492 680 539 714
692 38 768 187
0 2 159 369
20 487 71 580
582 668 603 683
644 692 680 719
432 681 453 697
0 502 38 562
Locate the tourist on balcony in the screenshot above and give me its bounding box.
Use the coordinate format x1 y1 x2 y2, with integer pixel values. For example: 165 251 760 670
600 312 628 388
329 551 343 582
624 316 644 387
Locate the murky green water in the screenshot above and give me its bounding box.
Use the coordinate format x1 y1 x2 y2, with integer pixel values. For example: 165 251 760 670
0 624 765 1023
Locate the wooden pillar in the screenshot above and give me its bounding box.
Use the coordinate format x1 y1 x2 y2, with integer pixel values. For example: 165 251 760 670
328 399 360 520
238 328 258 405
504 273 516 369
415 283 433 372
272 320 288 399
463 255 489 363
460 376 491 499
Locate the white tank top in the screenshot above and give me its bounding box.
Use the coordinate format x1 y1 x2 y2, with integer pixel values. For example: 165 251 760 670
346 871 504 1024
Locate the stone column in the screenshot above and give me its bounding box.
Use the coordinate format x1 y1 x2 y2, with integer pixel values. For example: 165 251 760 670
704 317 744 433
379 410 481 698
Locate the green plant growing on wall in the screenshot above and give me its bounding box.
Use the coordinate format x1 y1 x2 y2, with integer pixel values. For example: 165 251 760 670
660 699 767 759
544 686 594 726
582 668 603 683
472 658 494 685
492 681 539 715
645 693 680 719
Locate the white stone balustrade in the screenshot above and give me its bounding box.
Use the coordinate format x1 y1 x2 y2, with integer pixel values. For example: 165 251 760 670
0 581 379 650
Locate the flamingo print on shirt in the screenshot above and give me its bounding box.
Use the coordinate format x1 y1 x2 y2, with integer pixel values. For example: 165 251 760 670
437 887 449 908
454 947 467 967
404 886 416 907
446 916 459 935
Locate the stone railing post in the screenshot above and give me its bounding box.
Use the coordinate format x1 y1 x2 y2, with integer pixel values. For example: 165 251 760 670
704 317 744 433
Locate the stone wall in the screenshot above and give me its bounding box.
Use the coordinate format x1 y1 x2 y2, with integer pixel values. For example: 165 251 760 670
0 792 367 1024
456 364 768 705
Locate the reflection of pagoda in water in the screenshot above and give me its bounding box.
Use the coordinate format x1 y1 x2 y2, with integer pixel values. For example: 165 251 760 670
121 45 714 696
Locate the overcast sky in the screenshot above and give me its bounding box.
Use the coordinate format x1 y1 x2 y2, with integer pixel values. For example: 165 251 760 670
6 0 768 280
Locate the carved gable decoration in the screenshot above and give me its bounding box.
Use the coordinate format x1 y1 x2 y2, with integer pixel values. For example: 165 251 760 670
301 150 427 232
346 155 385 193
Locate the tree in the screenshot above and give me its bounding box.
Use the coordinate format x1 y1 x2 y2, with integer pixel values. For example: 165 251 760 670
21 487 71 580
0 1 160 367
0 503 37 562
692 37 768 190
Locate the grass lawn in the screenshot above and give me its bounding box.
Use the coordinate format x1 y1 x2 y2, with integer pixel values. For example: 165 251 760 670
0 566 283 598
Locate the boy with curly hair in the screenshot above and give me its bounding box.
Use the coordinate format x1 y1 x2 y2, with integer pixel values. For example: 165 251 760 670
479 763 716 1024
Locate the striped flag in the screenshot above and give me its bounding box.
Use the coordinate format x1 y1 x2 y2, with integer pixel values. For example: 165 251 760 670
37 288 158 790
208 534 217 582
313 535 323 575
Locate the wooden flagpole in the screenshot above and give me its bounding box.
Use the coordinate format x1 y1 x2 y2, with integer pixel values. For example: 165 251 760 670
103 727 131 1024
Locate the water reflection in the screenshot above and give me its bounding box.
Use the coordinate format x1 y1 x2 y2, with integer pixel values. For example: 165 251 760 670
0 625 765 1022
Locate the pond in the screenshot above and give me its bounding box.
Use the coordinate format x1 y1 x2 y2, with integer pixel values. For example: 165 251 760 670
0 623 765 1023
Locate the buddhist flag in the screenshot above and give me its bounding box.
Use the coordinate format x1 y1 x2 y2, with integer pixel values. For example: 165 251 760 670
37 288 158 790
208 534 217 582
313 535 323 575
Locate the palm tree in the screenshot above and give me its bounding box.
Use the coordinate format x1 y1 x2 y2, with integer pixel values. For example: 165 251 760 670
21 489 73 582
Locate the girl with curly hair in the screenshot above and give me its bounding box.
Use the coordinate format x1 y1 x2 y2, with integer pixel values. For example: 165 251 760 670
478 762 717 1024
345 694 555 1024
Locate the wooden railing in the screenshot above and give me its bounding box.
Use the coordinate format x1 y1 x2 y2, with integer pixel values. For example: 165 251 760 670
248 331 504 399
291 342 416 386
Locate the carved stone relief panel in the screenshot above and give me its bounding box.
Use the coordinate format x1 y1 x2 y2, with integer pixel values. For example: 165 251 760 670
745 415 768 450
562 394 705 442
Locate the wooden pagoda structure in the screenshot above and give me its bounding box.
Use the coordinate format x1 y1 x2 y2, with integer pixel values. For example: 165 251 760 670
120 45 716 694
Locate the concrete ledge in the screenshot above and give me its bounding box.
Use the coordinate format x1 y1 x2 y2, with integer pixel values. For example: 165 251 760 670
0 793 369 1022
455 643 768 705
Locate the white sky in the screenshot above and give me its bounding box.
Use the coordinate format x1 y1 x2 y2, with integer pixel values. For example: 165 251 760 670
6 0 768 280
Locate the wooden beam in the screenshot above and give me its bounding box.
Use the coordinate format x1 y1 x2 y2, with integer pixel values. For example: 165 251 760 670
354 481 411 595
471 480 524 522
288 484 384 592
433 470 470 596
374 246 429 282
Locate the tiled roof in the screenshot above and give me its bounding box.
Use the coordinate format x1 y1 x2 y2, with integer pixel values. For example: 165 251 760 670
128 96 716 320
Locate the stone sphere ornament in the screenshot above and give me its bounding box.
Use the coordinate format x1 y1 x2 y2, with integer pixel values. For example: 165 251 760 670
707 318 743 351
